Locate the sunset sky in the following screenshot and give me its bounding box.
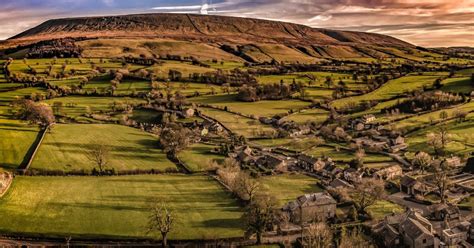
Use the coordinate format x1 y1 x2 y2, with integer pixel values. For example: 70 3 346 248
1 0 473 47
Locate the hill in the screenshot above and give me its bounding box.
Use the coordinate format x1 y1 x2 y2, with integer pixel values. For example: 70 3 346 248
10 13 411 47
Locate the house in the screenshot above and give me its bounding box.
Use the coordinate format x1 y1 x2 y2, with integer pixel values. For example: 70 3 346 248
393 136 405 145
400 175 433 196
344 168 364 183
258 154 286 170
352 137 388 151
390 143 409 153
440 220 471 247
282 193 337 224
429 203 460 221
329 178 354 189
374 209 439 248
362 114 376 124
297 154 318 172
182 108 195 117
373 165 403 180
445 156 462 168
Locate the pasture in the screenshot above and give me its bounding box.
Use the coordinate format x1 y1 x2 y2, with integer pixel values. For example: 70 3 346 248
178 143 225 172
259 173 322 207
191 94 310 118
30 124 176 173
0 175 244 239
0 118 39 170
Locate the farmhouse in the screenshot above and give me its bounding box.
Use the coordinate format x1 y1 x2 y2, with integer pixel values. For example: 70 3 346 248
374 209 439 248
373 164 403 180
344 168 364 183
282 192 336 224
182 108 195 117
400 175 433 196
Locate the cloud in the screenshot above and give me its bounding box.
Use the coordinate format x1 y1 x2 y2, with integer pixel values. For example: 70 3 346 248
0 0 472 46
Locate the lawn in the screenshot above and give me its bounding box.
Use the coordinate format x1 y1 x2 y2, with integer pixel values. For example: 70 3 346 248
0 175 244 239
331 75 442 109
178 143 225 172
0 87 46 106
30 124 176 173
441 77 473 94
305 146 393 163
0 118 39 170
259 173 322 207
199 107 276 138
367 200 404 220
191 94 310 118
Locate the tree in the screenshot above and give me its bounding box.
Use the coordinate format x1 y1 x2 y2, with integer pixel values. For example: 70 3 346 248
351 178 385 215
13 99 55 129
159 124 191 157
302 222 333 248
86 143 109 175
147 201 175 247
427 126 451 155
235 172 260 202
439 110 448 120
412 151 432 174
432 159 451 204
325 76 333 88
339 227 370 248
244 193 278 244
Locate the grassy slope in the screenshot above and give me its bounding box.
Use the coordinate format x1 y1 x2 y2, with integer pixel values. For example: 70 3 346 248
30 124 175 172
259 174 322 207
178 143 224 172
0 175 244 239
191 94 310 118
331 74 443 108
0 118 39 170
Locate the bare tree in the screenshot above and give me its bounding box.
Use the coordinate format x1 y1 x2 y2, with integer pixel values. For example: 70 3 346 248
147 201 175 247
302 222 333 248
339 227 370 248
432 159 451 204
13 99 55 129
244 193 278 244
235 172 261 203
427 126 451 155
86 143 109 175
351 178 386 215
412 151 432 174
159 123 191 157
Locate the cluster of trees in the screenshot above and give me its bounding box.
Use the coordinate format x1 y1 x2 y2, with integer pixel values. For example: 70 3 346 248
12 99 55 128
383 91 465 114
237 82 301 102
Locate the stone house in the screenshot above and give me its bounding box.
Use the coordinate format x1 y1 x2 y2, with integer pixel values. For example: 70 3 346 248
282 193 336 225
373 209 439 248
400 175 433 196
362 114 376 124
373 164 403 180
344 168 364 183
182 108 195 117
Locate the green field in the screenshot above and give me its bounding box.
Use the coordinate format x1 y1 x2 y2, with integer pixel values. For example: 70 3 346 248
441 77 473 94
178 143 225 172
331 75 443 108
281 108 329 124
199 107 276 138
0 118 39 170
0 175 244 239
30 124 176 173
259 174 322 206
42 96 146 120
190 94 310 118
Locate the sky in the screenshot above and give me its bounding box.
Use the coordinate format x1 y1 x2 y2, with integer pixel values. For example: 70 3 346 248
0 0 473 47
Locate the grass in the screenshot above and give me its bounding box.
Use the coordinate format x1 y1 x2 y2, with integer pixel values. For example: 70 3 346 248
0 118 39 170
30 124 176 173
0 87 46 106
42 96 146 119
441 77 473 94
367 200 404 220
305 146 393 163
259 173 322 207
191 94 310 118
178 143 225 172
0 175 244 239
281 108 329 124
406 118 474 156
199 107 276 138
331 75 443 108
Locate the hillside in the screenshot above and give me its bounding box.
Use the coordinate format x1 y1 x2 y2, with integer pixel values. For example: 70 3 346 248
10 13 412 47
